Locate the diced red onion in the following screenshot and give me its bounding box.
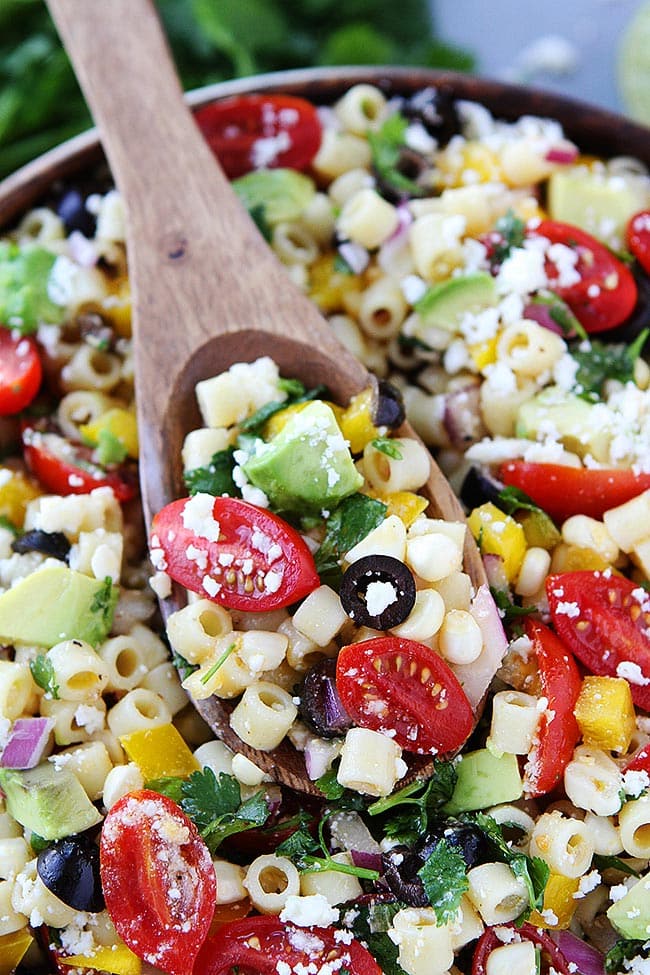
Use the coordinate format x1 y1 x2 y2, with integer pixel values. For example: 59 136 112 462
545 143 579 164
304 737 343 781
482 553 509 591
0 717 54 769
523 301 564 335
378 203 412 273
338 241 369 274
350 850 383 872
450 584 508 709
443 384 483 448
551 930 605 975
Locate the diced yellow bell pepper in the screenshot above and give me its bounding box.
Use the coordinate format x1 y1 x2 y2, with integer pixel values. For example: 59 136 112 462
308 254 362 314
467 502 526 583
529 873 580 929
263 402 311 440
0 469 41 528
80 407 139 459
62 943 141 975
102 277 132 338
575 676 636 753
0 928 33 974
468 335 498 371
339 388 380 455
371 490 428 528
120 723 199 780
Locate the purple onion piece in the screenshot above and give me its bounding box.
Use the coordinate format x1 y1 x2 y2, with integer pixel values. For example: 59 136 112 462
523 301 564 335
551 930 605 975
1 717 54 769
298 658 352 739
350 850 383 872
545 144 579 164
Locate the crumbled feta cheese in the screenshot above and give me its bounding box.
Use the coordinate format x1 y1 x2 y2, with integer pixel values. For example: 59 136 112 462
280 894 339 928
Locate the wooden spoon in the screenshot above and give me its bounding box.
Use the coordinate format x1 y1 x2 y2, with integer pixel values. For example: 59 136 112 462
47 0 488 794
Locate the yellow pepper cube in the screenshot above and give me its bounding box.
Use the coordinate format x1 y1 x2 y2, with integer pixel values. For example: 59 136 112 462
467 502 526 582
263 402 311 440
102 277 132 337
120 723 199 781
575 676 636 753
339 388 380 455
0 470 41 528
469 335 498 371
63 943 141 975
376 491 428 528
0 928 33 975
550 543 611 574
80 407 139 459
308 254 362 313
529 873 580 929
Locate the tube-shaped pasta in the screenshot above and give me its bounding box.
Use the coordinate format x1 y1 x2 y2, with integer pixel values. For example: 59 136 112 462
46 640 109 703
213 859 247 905
338 188 399 250
61 344 122 393
619 795 650 858
166 599 233 665
106 688 172 738
139 662 188 716
388 907 455 975
344 514 407 564
300 853 363 905
272 223 319 266
0 662 35 721
484 941 537 975
57 390 116 441
496 319 566 377
529 811 594 878
564 746 623 817
363 438 430 494
466 862 529 924
334 84 387 134
291 586 347 647
98 634 148 693
312 129 372 181
0 837 31 882
229 682 297 751
337 727 406 797
243 854 300 914
357 276 408 341
0 879 27 936
487 690 541 756
51 741 113 801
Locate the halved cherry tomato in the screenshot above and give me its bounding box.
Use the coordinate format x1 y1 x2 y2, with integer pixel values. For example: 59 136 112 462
547 571 650 711
523 618 582 797
535 219 637 333
335 636 473 755
194 915 382 975
624 741 650 775
472 923 571 975
0 330 42 415
99 790 216 975
500 460 650 522
22 426 137 502
627 210 650 274
151 496 320 611
195 94 322 179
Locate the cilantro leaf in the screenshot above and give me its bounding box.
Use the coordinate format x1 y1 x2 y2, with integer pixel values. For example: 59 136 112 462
368 762 457 846
249 203 272 242
368 113 423 197
183 447 239 497
496 485 542 517
418 839 468 924
314 493 387 587
491 210 526 263
474 813 549 917
333 253 354 274
371 438 403 460
347 901 408 975
144 776 185 803
89 576 118 632
315 768 345 800
29 653 59 699
170 647 197 682
276 826 320 860
278 378 307 397
174 768 270 853
606 939 650 973
490 586 535 626
96 428 128 466
593 853 641 878
572 330 649 402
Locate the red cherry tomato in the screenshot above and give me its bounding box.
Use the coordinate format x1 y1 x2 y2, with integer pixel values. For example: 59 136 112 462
0 330 42 415
500 460 650 522
151 496 320 611
22 426 137 502
195 94 322 179
627 210 650 274
534 219 637 333
100 790 216 975
335 636 474 755
624 741 650 775
522 618 582 797
547 571 650 710
194 915 382 975
472 923 571 975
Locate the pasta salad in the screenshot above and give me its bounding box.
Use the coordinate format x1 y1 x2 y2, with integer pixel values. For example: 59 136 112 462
0 80 649 975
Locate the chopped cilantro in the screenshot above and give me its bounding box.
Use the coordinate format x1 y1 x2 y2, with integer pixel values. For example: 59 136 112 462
333 252 354 274
89 577 118 632
144 776 184 803
315 767 345 800
418 839 468 924
200 641 236 684
496 485 543 517
371 438 403 460
170 648 197 682
368 762 457 846
347 901 408 975
184 447 239 498
571 329 649 402
0 242 65 333
606 940 650 973
593 853 640 877
490 586 535 627
278 377 307 397
314 493 387 588
275 825 320 860
491 210 526 263
29 654 59 699
28 832 50 853
368 113 423 197
473 812 549 919
95 428 128 466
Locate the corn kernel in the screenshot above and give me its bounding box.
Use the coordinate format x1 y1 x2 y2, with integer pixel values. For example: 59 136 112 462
80 407 139 459
575 676 636 753
120 723 200 780
437 141 502 187
0 929 33 975
63 943 141 975
0 470 41 527
467 502 526 582
528 873 580 929
339 387 381 454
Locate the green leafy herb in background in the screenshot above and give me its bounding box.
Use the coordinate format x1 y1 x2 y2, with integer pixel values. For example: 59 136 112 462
571 330 649 402
474 812 549 919
29 653 59 698
368 113 423 196
418 840 469 924
314 493 387 588
184 447 239 497
0 0 474 179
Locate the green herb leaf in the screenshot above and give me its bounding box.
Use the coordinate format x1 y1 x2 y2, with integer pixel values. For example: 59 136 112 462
249 203 272 242
368 113 423 197
176 768 270 853
239 383 326 436
368 762 457 846
496 485 542 517
28 832 50 853
0 515 19 536
572 330 649 402
490 586 536 625
529 291 587 341
347 901 408 975
371 438 403 460
418 839 468 924
89 577 118 633
95 429 128 466
606 939 650 973
593 853 641 878
474 812 549 918
315 768 345 800
491 210 526 263
0 242 65 333
276 826 320 860
145 776 185 803
170 648 198 682
314 493 387 586
333 253 354 274
200 641 236 684
183 447 239 497
29 653 59 699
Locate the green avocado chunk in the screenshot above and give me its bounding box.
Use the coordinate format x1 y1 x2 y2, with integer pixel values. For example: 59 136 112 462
607 873 650 940
414 272 498 341
242 400 363 515
0 242 65 334
442 748 523 815
0 765 102 840
548 169 648 243
0 563 117 649
516 387 611 463
232 168 316 225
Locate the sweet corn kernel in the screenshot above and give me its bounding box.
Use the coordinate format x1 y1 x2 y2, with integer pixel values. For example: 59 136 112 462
0 929 33 975
62 943 141 975
528 873 580 929
549 543 611 574
339 388 381 454
0 470 41 527
437 141 503 187
80 407 139 459
467 502 526 582
575 676 636 753
120 723 200 780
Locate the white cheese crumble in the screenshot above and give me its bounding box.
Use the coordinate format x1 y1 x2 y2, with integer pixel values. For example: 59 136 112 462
280 894 340 928
181 493 220 543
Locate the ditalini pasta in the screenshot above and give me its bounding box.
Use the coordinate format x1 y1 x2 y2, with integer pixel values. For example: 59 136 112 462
0 79 649 975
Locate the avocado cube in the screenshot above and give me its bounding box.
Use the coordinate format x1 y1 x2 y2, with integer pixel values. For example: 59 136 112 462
443 748 523 815
607 873 650 940
0 765 102 840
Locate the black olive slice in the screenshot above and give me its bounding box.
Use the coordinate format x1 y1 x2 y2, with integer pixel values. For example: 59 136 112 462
381 847 428 907
37 834 104 912
340 554 416 630
373 380 406 429
298 658 352 739
56 188 96 237
11 529 71 562
420 819 491 870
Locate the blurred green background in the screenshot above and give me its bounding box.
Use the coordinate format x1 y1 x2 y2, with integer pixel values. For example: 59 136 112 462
0 0 474 180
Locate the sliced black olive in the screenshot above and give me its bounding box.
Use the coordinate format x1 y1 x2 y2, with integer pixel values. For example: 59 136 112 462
56 188 96 237
37 834 104 912
340 554 416 630
298 658 352 739
381 847 428 907
374 147 430 203
397 86 460 145
459 465 503 512
11 529 71 562
373 380 406 429
420 819 492 870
